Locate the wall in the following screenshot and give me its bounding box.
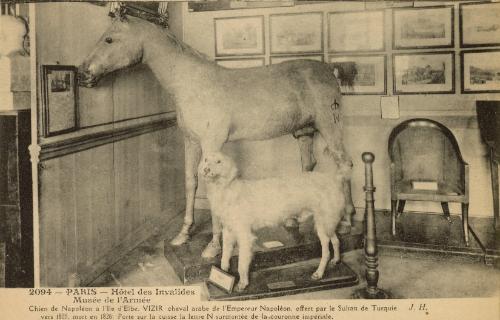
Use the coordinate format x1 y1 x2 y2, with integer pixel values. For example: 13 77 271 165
34 2 184 286
171 1 499 219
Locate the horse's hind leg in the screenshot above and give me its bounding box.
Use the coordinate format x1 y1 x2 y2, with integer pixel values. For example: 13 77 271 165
285 127 317 228
293 126 317 172
170 136 202 246
315 110 355 234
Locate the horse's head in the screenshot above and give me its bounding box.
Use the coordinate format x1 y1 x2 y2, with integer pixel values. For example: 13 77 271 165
78 15 144 87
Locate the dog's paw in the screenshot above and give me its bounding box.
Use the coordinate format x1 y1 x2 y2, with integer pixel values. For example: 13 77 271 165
201 240 222 258
311 271 323 281
236 281 248 292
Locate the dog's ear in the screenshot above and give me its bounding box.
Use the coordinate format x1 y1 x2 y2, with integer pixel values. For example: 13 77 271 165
226 164 238 182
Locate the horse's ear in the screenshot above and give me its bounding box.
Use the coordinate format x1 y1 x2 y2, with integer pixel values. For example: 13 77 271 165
108 5 128 22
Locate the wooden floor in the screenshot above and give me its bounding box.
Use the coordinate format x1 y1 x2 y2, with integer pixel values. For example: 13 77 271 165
376 210 499 266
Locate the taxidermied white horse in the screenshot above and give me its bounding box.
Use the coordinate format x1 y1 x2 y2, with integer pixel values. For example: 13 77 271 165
78 13 355 258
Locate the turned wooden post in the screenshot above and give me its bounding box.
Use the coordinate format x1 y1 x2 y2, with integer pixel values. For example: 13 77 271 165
353 152 391 299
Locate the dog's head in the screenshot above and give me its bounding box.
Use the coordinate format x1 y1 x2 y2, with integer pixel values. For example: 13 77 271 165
199 152 238 185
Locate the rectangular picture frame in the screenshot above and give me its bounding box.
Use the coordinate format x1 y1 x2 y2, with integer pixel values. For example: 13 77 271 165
329 55 386 95
461 49 500 93
214 16 265 57
460 2 500 47
393 6 454 49
393 52 455 94
270 55 324 64
216 57 265 69
270 12 323 54
328 10 385 53
41 65 79 137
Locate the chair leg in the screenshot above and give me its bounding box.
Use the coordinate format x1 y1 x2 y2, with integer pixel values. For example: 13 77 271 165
391 200 397 236
397 200 406 217
462 203 469 247
441 202 452 223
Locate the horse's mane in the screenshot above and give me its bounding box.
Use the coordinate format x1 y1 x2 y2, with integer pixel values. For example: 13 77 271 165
163 29 211 62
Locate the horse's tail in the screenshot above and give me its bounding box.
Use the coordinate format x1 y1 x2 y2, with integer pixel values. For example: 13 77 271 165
327 61 357 89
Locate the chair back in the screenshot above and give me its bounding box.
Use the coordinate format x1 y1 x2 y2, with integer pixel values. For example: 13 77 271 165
388 118 466 194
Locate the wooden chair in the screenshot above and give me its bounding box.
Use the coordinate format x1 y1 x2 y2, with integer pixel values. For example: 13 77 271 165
388 119 470 246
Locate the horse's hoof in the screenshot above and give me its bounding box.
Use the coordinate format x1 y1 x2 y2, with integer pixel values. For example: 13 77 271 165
201 240 221 258
236 282 248 292
311 272 322 281
170 231 190 246
337 223 351 235
285 218 299 228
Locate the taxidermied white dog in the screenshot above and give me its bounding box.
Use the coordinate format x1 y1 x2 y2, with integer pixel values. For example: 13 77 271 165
200 151 345 291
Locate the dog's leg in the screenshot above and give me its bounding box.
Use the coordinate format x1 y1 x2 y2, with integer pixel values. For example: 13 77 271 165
312 227 331 280
236 232 254 292
170 136 202 246
331 233 340 264
200 134 228 258
221 228 235 272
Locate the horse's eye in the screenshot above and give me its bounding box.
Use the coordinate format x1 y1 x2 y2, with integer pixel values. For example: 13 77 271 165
105 37 113 44
216 160 221 164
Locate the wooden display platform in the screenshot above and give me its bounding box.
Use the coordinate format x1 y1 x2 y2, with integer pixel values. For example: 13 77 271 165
164 210 363 284
205 260 358 301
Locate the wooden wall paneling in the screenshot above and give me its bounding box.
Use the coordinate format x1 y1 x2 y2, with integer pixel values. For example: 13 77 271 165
38 155 77 287
160 126 186 214
74 144 115 275
139 132 162 225
113 136 141 241
36 3 114 129
112 65 165 122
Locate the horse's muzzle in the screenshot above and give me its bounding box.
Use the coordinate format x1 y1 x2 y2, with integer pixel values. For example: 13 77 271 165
76 69 100 88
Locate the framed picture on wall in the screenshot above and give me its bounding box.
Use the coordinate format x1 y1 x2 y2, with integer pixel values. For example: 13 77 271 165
214 16 264 56
216 57 265 69
41 65 79 137
329 55 386 95
393 6 454 49
393 52 455 94
328 10 385 53
460 2 500 47
270 55 323 64
270 12 323 54
461 50 500 93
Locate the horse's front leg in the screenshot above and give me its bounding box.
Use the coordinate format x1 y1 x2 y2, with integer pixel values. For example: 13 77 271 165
199 133 228 258
170 136 202 246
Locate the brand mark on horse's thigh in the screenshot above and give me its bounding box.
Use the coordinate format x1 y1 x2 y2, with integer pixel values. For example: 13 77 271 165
330 99 341 123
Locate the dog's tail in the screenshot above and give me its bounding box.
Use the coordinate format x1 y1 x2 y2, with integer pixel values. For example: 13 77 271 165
323 147 353 180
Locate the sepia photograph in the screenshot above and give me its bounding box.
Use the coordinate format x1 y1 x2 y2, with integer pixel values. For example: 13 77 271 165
0 1 499 319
